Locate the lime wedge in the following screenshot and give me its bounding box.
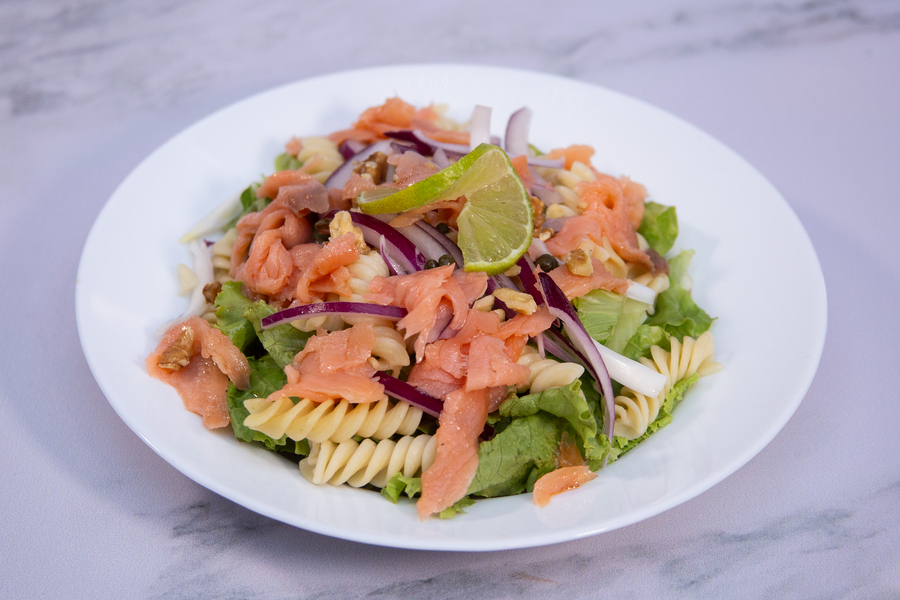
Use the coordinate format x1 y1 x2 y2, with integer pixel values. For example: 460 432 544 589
358 144 533 275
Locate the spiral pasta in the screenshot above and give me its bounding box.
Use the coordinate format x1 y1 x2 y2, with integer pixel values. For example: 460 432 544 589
614 331 722 440
243 395 422 444
299 434 438 488
295 136 343 183
517 346 585 394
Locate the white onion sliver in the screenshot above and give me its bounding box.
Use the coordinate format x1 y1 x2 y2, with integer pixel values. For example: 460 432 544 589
505 107 532 157
153 240 215 336
412 130 471 155
179 192 243 243
469 105 492 150
592 339 667 397
625 282 657 305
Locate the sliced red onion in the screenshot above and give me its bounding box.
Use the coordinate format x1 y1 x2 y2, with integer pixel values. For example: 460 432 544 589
539 272 615 460
338 211 425 272
324 139 395 190
412 130 472 155
531 184 563 206
412 220 463 266
526 239 551 262
541 217 570 232
374 372 443 418
515 255 541 300
338 140 366 160
505 107 532 158
527 156 565 168
375 373 495 440
261 302 407 329
432 148 451 169
469 105 492 150
397 223 449 263
383 130 435 156
379 237 407 276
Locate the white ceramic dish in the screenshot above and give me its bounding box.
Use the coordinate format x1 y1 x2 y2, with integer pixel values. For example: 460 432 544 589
76 64 826 551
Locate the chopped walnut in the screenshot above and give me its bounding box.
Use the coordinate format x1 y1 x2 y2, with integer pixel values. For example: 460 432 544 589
537 228 553 242
202 281 222 304
493 288 537 315
329 210 369 254
503 264 521 277
530 196 545 230
352 151 389 184
565 248 593 276
157 327 195 371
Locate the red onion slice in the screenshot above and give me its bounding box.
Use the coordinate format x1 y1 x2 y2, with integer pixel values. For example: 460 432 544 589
412 130 471 155
527 156 565 168
505 107 532 158
374 372 443 418
539 272 615 463
261 302 408 329
412 220 463 266
469 105 492 150
337 211 425 273
383 130 435 156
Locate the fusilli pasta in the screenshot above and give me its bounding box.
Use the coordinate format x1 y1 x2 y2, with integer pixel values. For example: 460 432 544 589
614 331 722 440
517 346 585 394
243 395 422 444
300 434 437 488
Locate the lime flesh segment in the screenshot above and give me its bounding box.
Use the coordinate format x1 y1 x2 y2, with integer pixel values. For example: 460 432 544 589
358 144 533 275
357 143 494 214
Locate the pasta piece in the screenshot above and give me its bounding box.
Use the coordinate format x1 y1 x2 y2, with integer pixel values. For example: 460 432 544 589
295 136 343 183
243 395 422 443
299 435 438 488
210 228 238 284
614 331 722 440
517 346 585 394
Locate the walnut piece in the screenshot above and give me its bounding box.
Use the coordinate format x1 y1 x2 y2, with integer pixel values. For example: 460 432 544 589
493 288 537 315
157 327 195 371
565 248 593 276
352 151 389 184
202 281 222 304
329 210 369 254
530 195 545 230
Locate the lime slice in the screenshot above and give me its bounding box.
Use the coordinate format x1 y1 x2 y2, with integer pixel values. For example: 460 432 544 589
358 144 533 275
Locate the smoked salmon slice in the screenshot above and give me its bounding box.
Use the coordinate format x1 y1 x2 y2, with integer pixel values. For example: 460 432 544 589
146 316 250 428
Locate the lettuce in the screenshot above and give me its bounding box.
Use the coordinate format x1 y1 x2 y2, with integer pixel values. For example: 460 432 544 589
225 183 267 230
226 355 307 456
274 152 302 172
645 250 714 341
381 473 422 503
622 324 669 360
638 201 678 255
243 302 311 369
468 380 610 496
214 281 257 352
214 282 310 368
573 289 649 353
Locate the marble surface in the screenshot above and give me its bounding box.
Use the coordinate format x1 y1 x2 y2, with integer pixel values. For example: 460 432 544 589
1 0 898 597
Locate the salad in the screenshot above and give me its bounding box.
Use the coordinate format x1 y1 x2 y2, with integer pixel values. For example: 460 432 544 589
146 98 721 519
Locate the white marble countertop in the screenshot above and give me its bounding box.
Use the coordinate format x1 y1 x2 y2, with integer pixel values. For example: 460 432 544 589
2 1 899 597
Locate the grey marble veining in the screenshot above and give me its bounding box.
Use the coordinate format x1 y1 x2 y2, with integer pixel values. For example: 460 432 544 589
2 0 899 598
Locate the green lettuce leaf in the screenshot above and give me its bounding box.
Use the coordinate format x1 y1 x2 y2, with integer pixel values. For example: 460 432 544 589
381 473 423 503
225 183 267 230
645 250 714 341
573 289 649 353
622 324 669 360
468 414 560 498
214 281 258 352
226 355 306 455
274 152 302 172
243 301 311 369
638 201 678 255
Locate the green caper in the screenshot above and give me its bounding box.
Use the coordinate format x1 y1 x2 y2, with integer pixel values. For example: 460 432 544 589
535 254 560 272
424 259 439 270
438 254 455 266
436 222 451 234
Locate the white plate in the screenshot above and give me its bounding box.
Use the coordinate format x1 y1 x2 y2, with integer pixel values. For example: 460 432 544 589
76 65 826 551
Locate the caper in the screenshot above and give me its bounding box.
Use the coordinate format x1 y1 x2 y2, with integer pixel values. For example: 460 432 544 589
314 218 331 233
535 254 560 272
436 222 451 234
424 259 439 270
438 254 455 266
